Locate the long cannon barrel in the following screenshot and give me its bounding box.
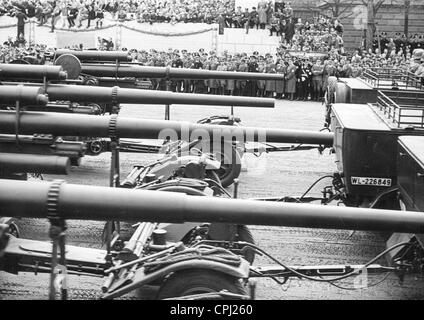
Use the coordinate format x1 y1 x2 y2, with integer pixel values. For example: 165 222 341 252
0 111 334 146
54 50 131 62
0 64 67 80
0 154 70 175
1 180 423 234
0 86 48 105
0 84 275 108
81 64 287 81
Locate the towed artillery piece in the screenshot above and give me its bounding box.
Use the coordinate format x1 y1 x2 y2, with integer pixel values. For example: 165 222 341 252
0 109 333 186
0 78 275 115
51 50 286 120
51 49 286 83
0 60 291 186
0 178 423 300
0 79 277 185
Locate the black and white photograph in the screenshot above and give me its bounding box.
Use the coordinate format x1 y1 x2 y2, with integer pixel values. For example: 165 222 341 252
0 0 424 307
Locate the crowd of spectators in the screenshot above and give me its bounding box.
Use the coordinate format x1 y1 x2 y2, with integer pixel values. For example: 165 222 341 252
122 45 422 101
2 34 423 102
0 0 333 35
373 32 424 58
1 0 423 100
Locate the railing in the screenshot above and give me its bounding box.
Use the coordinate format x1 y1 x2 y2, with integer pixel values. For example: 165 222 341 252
376 90 424 128
361 67 423 91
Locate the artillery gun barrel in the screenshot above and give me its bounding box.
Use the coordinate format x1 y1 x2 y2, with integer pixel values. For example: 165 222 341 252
1 179 423 234
54 50 131 62
0 84 275 108
0 154 70 175
0 111 334 146
0 86 48 105
0 64 67 80
81 64 287 81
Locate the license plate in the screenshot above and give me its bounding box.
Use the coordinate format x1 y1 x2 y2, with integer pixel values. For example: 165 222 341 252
351 177 392 187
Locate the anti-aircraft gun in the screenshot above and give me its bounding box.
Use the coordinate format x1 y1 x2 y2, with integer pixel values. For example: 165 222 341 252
0 179 423 300
0 106 333 241
0 85 82 179
0 59 288 186
51 50 286 120
0 110 333 182
0 73 276 185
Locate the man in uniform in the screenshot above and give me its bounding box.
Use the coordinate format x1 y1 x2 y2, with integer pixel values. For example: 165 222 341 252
236 57 248 96
246 55 259 96
192 54 204 93
171 52 184 92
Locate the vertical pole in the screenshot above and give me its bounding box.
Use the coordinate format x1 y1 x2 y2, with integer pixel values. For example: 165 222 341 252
107 139 120 255
165 78 171 120
58 230 67 300
49 236 58 300
404 0 410 38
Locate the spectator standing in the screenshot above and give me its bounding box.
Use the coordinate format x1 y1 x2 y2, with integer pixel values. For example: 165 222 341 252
285 59 296 100
334 19 343 36
75 5 85 28
60 2 68 28
275 59 286 99
258 5 267 30
246 55 259 96
311 59 324 101
233 6 243 28
68 4 77 28
285 18 295 42
249 7 259 30
50 4 61 33
265 56 277 97
87 5 96 28
96 8 104 28
15 9 27 39
257 57 266 97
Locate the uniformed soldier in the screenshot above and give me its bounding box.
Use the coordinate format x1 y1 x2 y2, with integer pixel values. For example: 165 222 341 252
236 58 248 96
171 53 184 92
226 59 236 96
246 55 259 96
192 54 204 93
257 57 267 97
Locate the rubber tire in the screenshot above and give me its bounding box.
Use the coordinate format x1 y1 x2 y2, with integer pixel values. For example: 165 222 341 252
235 225 255 264
214 146 242 188
157 269 247 300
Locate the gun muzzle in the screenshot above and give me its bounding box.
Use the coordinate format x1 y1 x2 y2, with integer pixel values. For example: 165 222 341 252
0 64 67 81
0 154 70 175
0 86 48 105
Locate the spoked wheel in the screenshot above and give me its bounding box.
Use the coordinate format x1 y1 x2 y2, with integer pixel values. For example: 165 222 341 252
8 222 20 238
157 269 247 300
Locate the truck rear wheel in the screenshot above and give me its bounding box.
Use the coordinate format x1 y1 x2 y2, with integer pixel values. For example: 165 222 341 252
157 269 246 300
